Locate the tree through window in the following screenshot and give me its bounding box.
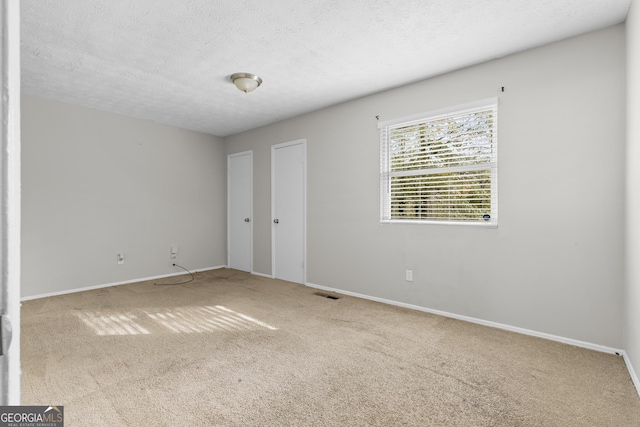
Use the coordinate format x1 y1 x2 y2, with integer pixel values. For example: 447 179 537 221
380 100 497 225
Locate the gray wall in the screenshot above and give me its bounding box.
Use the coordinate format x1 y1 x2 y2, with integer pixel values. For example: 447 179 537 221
226 25 626 348
20 24 628 351
21 96 227 297
626 0 640 387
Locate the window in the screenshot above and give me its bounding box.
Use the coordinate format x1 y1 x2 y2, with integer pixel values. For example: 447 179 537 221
380 99 497 226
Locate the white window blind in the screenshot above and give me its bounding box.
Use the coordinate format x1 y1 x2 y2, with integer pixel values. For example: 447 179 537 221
380 100 498 225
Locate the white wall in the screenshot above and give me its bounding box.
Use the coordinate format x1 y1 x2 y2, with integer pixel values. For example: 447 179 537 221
21 96 227 298
626 0 640 389
226 25 626 348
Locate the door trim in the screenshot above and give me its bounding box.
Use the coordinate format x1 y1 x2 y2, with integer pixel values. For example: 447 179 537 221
227 150 253 272
271 139 307 283
1 0 21 404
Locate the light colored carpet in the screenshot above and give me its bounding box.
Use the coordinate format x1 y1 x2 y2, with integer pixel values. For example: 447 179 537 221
21 268 640 426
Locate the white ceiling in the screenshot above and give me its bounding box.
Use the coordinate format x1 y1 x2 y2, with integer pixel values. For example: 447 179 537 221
21 0 630 137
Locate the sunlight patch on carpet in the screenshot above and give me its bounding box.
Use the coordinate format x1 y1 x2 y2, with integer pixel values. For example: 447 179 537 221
75 305 277 335
75 312 150 336
145 305 278 333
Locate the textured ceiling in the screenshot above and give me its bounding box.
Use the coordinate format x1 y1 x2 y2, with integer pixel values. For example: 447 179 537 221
21 0 630 137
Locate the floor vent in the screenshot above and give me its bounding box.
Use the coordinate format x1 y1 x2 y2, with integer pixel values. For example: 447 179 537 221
314 292 340 300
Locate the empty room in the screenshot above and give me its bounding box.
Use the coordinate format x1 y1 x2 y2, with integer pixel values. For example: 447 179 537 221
3 0 640 425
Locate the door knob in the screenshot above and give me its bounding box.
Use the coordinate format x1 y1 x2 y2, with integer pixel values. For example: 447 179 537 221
244 218 250 222
273 219 279 224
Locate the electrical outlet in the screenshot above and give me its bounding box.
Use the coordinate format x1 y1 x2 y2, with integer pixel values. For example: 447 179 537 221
405 269 413 282
170 245 179 259
117 253 124 265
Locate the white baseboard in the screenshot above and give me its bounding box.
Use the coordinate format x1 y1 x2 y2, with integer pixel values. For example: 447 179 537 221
305 281 624 356
21 265 226 301
622 351 640 396
251 271 273 279
223 266 272 279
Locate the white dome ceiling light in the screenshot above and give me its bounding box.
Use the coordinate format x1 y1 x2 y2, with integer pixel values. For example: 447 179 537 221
231 72 262 93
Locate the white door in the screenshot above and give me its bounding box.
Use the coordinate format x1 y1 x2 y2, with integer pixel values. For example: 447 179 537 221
228 151 252 272
272 140 306 284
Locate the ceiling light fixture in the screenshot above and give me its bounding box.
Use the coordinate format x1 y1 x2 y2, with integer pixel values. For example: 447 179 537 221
231 72 263 93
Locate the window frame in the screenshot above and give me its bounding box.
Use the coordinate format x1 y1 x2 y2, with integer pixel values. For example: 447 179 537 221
379 98 498 227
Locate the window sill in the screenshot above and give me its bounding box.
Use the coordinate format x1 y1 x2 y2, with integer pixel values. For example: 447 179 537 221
380 219 498 228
